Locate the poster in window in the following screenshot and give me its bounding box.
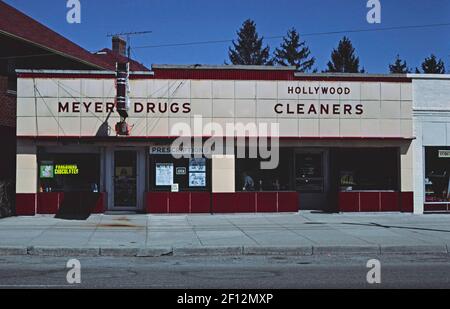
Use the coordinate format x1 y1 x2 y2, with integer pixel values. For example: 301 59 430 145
189 158 206 172
39 162 54 179
155 163 174 186
189 172 206 187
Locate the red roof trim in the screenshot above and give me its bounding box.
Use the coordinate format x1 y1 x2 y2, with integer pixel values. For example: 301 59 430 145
16 72 116 79
16 72 155 79
152 68 296 80
295 76 412 83
16 71 412 82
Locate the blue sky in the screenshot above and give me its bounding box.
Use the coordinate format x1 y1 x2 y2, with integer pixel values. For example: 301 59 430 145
5 0 450 73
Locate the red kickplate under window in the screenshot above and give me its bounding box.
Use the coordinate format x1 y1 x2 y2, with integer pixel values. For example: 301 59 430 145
15 193 37 216
236 192 256 213
168 192 190 214
190 192 211 213
424 203 449 212
146 192 169 214
338 192 360 212
380 192 400 212
256 192 278 212
401 192 414 213
37 193 61 215
278 192 299 212
212 193 238 213
359 192 380 212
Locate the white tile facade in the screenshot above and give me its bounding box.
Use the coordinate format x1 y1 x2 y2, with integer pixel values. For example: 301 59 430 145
412 76 450 214
16 77 412 139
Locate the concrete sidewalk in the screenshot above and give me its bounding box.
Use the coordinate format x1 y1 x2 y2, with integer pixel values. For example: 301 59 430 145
1 212 450 257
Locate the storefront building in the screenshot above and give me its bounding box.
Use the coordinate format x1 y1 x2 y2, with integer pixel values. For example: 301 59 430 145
15 65 416 215
412 74 450 214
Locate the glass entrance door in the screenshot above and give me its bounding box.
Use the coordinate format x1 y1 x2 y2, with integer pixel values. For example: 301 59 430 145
114 151 137 208
295 150 330 211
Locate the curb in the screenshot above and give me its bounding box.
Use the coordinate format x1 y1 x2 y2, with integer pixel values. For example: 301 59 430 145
313 245 380 255
0 245 449 257
0 246 28 256
99 247 140 257
380 244 448 255
244 246 313 256
27 246 100 257
173 246 243 257
137 247 173 257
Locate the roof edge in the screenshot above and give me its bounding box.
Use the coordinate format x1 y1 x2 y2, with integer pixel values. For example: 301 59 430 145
0 29 109 70
407 73 450 80
295 72 409 78
152 64 297 71
16 69 154 75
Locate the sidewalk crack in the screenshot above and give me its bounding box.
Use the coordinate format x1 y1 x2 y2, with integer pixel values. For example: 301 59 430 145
187 216 204 246
224 217 261 246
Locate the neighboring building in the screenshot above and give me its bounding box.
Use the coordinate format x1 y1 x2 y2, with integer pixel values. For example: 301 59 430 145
15 65 416 215
0 0 148 216
411 74 450 214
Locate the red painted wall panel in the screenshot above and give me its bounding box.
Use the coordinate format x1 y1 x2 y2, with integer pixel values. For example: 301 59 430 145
359 192 380 212
92 193 106 214
146 192 169 214
212 193 237 213
401 192 414 213
15 193 36 216
236 192 256 213
168 192 190 213
256 192 278 212
190 192 211 213
37 193 61 214
380 192 399 212
338 192 360 212
278 192 299 212
424 203 448 212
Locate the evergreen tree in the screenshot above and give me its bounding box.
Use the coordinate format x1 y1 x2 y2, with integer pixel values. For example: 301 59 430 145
273 28 315 72
416 54 446 74
324 36 364 73
389 55 411 73
228 19 271 65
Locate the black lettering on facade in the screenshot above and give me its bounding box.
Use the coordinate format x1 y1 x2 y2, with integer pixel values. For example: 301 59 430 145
72 102 80 113
356 104 364 115
95 102 102 113
58 102 69 113
182 103 191 113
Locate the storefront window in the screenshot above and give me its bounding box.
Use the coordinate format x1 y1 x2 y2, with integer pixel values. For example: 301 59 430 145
235 148 293 192
38 153 100 192
334 148 399 191
150 156 210 192
425 147 450 203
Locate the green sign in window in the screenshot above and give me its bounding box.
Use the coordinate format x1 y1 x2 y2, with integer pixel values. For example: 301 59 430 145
39 162 54 179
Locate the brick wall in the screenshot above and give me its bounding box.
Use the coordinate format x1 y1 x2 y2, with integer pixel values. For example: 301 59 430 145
0 75 16 128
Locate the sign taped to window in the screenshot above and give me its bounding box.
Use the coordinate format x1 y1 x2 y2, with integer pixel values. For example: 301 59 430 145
155 163 174 186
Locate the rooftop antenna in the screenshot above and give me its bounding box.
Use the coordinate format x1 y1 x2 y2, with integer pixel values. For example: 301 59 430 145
107 30 152 60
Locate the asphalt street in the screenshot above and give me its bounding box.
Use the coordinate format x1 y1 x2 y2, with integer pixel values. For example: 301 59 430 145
0 254 449 289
